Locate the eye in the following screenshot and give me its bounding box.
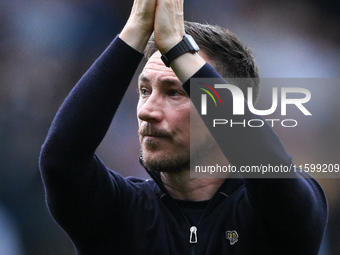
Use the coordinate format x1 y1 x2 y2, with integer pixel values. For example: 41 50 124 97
169 90 181 97
139 87 150 97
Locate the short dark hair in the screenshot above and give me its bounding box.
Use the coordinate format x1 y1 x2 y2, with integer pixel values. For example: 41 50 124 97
145 21 260 103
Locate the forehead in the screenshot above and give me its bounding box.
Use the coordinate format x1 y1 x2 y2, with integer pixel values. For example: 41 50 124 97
139 51 180 85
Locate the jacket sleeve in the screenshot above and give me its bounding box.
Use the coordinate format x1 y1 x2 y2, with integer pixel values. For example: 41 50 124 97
39 36 144 242
182 63 328 248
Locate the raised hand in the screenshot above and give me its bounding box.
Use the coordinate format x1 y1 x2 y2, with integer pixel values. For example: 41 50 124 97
120 0 157 53
154 0 185 54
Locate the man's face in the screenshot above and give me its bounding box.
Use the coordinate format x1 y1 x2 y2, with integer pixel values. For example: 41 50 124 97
137 51 191 172
137 51 216 173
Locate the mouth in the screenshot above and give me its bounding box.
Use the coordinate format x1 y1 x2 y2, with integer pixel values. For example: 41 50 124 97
141 133 171 151
143 134 167 139
139 125 172 140
140 133 172 148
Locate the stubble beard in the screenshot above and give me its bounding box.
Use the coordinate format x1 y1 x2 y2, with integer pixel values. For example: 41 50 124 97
141 138 190 173
140 132 216 174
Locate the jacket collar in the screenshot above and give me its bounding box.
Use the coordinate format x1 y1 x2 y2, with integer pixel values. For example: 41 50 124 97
139 156 244 202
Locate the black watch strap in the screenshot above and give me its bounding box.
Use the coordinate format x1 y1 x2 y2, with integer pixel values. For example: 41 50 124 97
161 35 199 67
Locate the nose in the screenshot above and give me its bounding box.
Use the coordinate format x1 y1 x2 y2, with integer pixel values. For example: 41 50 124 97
137 93 164 123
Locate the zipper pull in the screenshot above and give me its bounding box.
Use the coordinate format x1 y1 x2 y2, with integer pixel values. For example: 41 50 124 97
189 226 197 243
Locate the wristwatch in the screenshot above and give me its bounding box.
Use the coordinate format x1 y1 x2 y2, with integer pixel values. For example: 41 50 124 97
161 35 200 67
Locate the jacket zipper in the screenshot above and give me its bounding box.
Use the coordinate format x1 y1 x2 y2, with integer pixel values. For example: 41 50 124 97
190 226 197 243
190 226 197 255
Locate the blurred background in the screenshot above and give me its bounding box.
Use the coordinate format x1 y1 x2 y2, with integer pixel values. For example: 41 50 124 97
0 0 339 254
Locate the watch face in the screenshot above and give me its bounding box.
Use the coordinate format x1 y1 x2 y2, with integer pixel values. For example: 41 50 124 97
185 35 200 52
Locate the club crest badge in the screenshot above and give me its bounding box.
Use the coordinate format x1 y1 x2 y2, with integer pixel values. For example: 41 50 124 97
226 230 238 245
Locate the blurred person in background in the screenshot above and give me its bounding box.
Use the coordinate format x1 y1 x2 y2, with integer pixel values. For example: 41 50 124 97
0 204 25 255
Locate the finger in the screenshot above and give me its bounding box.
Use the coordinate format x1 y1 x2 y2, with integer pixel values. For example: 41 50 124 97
120 0 157 52
154 0 185 53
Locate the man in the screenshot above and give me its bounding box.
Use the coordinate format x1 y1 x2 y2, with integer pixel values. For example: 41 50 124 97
39 0 328 254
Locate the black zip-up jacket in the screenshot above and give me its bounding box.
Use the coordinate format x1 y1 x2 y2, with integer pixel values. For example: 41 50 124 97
39 36 328 254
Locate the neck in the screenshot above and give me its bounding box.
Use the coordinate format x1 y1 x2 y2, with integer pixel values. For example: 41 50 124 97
160 143 230 201
161 171 225 201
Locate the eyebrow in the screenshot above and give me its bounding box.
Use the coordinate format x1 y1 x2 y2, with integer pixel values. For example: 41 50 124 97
162 76 181 84
138 73 149 84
